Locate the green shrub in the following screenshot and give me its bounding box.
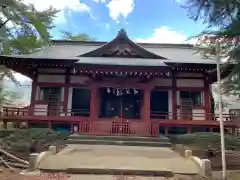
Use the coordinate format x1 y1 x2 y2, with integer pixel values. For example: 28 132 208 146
0 128 70 158
172 132 240 152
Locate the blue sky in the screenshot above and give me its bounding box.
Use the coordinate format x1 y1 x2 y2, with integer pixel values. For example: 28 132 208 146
12 0 207 82
23 0 206 43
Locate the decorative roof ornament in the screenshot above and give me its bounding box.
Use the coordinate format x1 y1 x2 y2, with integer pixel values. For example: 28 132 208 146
79 28 167 59
117 28 128 38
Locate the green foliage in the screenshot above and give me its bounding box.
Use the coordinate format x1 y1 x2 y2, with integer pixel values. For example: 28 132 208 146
173 132 240 152
0 1 58 105
61 31 95 41
184 0 240 94
1 128 69 155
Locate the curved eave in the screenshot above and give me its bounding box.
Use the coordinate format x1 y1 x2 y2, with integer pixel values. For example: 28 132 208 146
79 30 167 59
208 64 234 83
0 55 79 64
0 55 79 77
72 63 171 71
165 62 217 70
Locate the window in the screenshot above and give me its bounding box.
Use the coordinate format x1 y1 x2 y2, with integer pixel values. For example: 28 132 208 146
180 91 202 106
37 87 62 101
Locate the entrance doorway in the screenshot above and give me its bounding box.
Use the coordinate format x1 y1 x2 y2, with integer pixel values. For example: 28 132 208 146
150 90 169 119
100 87 142 119
71 88 90 117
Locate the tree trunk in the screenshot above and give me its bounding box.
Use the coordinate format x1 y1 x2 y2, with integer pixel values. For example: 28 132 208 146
0 148 29 165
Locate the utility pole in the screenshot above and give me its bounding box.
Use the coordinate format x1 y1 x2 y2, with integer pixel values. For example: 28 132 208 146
215 38 227 180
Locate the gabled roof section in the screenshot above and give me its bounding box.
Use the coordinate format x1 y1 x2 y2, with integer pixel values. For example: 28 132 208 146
79 29 167 59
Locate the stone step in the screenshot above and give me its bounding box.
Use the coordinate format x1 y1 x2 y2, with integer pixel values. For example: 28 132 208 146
66 139 172 147
67 174 170 180
69 134 170 143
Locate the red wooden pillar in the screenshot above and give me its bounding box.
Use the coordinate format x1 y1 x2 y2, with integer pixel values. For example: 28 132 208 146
172 73 177 119
48 121 52 129
63 68 70 113
165 127 168 135
29 71 38 115
209 127 214 132
187 127 191 134
142 87 151 136
204 79 211 120
142 87 151 122
89 85 98 132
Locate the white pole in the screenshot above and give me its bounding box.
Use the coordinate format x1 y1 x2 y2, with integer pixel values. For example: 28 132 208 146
216 39 227 180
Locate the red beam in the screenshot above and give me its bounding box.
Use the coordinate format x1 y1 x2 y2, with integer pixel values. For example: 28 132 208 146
172 73 177 119
37 72 207 80
36 82 206 91
204 78 211 120
63 68 70 111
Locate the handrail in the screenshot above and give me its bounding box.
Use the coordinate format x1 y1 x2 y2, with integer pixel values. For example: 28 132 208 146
0 107 233 122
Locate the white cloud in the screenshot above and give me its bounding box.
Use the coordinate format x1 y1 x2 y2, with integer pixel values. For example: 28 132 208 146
23 0 90 24
0 12 14 28
93 0 106 3
14 73 31 82
106 0 135 22
174 0 188 4
136 26 196 44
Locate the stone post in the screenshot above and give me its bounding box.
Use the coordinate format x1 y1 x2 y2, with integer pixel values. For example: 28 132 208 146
201 159 212 177
48 145 57 154
29 153 39 172
6 122 13 129
185 150 192 160
0 120 4 129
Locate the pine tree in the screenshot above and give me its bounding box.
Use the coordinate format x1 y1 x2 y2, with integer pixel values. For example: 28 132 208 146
184 0 240 93
0 0 58 104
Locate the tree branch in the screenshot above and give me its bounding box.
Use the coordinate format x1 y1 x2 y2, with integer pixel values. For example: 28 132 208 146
0 18 11 29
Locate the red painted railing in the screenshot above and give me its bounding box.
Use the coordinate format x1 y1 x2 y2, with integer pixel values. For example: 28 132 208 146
0 107 235 137
88 120 157 136
0 107 232 120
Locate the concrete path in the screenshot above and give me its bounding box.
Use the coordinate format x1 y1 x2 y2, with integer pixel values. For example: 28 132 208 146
39 144 199 175
68 175 170 180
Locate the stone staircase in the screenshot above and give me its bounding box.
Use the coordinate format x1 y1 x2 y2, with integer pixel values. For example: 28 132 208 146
66 134 172 147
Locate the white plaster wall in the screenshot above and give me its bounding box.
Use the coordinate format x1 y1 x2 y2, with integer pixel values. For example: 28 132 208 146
38 68 66 73
177 108 205 120
152 78 172 86
70 76 91 84
61 88 64 101
67 87 73 111
168 90 173 119
177 109 181 120
193 109 205 120
175 72 204 78
177 91 180 105
37 75 65 83
34 104 47 116
177 79 204 87
35 86 40 100
212 83 240 114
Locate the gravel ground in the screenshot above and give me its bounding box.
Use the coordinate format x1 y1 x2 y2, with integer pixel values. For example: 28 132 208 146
0 169 212 180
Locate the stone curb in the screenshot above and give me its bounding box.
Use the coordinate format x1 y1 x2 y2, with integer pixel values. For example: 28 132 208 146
40 167 174 177
184 149 212 177
22 145 57 175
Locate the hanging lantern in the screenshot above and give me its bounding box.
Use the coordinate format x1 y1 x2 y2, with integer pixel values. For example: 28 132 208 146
107 88 110 93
